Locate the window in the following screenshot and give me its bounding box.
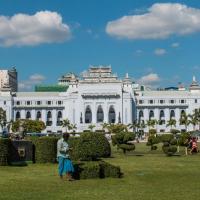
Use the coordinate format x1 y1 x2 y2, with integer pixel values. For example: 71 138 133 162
26 111 31 119
108 106 116 123
27 101 31 105
138 110 144 121
85 106 92 123
58 101 62 105
160 100 164 104
149 100 153 104
37 101 41 105
139 100 143 104
4 101 6 105
97 105 104 123
170 110 175 119
16 101 20 105
36 111 42 120
180 99 185 104
195 99 198 103
149 110 154 119
16 111 20 120
47 101 51 105
170 100 175 104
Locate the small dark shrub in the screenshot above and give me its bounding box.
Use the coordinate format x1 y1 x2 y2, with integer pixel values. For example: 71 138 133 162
149 129 157 135
160 134 173 143
146 135 160 150
151 145 157 150
0 138 11 166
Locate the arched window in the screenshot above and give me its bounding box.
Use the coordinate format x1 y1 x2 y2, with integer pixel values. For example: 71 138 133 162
159 110 165 125
181 110 186 116
36 111 41 120
57 111 62 126
108 106 115 123
97 105 104 123
160 110 165 119
26 111 31 119
16 111 20 120
149 110 154 119
138 110 143 121
170 110 175 119
85 106 92 123
46 111 52 126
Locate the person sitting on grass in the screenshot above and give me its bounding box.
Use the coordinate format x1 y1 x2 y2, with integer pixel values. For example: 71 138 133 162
190 137 198 154
57 133 74 181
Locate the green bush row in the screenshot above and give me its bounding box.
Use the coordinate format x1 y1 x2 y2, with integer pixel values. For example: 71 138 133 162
73 161 121 179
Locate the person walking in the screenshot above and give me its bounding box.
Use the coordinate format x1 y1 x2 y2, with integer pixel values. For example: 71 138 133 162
57 133 74 181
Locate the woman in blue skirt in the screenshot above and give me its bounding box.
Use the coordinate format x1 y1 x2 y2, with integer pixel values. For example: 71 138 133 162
57 133 74 181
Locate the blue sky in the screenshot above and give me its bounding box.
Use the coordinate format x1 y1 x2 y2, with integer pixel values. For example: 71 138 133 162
0 0 200 90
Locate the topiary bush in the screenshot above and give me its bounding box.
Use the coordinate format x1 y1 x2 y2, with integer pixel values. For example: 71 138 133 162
71 132 111 161
161 135 177 156
0 138 11 166
73 161 121 179
112 132 135 154
146 135 160 150
29 137 58 163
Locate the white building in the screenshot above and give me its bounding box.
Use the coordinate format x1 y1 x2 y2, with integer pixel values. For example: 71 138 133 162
0 66 200 134
0 67 18 92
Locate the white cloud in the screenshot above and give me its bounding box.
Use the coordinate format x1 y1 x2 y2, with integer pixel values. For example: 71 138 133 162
106 3 200 40
171 42 180 48
0 11 71 47
19 74 46 91
138 73 160 85
154 48 167 56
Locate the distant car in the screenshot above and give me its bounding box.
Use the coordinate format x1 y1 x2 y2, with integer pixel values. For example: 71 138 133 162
26 133 48 137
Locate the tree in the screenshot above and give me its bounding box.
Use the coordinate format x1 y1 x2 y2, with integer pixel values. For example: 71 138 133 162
128 120 138 132
88 124 95 132
106 123 128 134
0 107 6 131
71 124 77 136
62 119 72 132
12 119 46 133
193 108 200 130
179 113 189 131
147 119 157 129
166 119 176 130
188 114 198 131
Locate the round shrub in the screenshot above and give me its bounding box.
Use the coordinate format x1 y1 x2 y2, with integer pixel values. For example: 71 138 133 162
170 139 177 145
163 142 170 147
0 138 11 166
72 132 111 161
160 134 173 143
162 145 177 156
30 137 58 163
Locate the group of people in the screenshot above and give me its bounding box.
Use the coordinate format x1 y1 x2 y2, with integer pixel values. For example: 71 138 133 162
185 137 199 155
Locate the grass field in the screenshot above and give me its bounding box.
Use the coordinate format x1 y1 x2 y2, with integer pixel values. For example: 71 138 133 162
0 143 200 200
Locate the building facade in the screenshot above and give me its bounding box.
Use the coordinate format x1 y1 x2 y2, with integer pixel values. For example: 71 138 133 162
0 67 18 92
0 66 200 134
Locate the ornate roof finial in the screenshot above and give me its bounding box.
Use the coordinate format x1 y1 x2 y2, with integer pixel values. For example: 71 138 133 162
126 73 129 78
193 75 196 82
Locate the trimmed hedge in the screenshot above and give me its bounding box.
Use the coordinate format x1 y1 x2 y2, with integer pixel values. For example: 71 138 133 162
29 137 58 163
71 132 111 161
73 161 121 179
0 138 11 166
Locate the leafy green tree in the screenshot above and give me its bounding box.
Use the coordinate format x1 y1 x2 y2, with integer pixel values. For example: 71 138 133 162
106 123 128 134
12 119 46 133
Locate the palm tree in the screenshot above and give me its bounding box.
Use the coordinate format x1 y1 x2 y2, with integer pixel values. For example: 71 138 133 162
147 119 157 129
166 119 176 130
128 120 138 132
71 124 77 135
62 119 72 132
179 113 189 131
193 108 200 130
101 122 109 132
188 114 198 131
88 124 95 132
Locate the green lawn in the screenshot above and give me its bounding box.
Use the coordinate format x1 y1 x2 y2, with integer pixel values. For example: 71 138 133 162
1 143 200 200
